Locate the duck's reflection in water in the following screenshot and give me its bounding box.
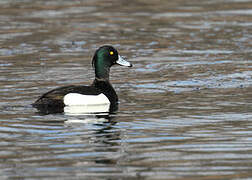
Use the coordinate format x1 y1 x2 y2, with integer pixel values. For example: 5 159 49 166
64 113 114 124
65 114 125 166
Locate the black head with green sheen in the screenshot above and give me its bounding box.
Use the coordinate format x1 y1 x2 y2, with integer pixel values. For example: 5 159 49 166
92 45 132 80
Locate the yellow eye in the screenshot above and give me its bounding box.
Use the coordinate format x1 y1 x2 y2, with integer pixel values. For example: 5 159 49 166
109 51 114 55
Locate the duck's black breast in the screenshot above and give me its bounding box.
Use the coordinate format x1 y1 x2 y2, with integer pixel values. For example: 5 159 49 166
92 79 118 111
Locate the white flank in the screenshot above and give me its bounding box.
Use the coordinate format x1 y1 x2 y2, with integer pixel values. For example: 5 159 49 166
63 93 110 114
64 93 110 106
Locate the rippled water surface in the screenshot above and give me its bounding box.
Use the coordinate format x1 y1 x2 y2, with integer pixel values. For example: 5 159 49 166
1 0 252 179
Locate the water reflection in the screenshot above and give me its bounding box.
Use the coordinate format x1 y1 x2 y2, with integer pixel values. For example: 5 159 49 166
50 115 125 176
65 114 114 124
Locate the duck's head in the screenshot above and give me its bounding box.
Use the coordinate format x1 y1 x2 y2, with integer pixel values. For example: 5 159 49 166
92 45 132 80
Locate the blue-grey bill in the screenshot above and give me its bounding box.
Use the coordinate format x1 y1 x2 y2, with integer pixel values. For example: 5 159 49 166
116 55 132 67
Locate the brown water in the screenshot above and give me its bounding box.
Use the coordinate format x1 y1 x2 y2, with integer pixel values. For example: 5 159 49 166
1 0 252 179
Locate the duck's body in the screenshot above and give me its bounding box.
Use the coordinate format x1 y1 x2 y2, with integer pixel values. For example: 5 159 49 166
33 45 132 114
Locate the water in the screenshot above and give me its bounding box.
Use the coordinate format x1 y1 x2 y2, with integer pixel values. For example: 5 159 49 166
0 0 252 179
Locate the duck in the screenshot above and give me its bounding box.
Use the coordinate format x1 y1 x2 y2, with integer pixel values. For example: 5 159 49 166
33 45 132 114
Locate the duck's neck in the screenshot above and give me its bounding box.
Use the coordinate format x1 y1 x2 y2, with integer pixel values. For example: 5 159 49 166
92 78 113 90
95 68 110 80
